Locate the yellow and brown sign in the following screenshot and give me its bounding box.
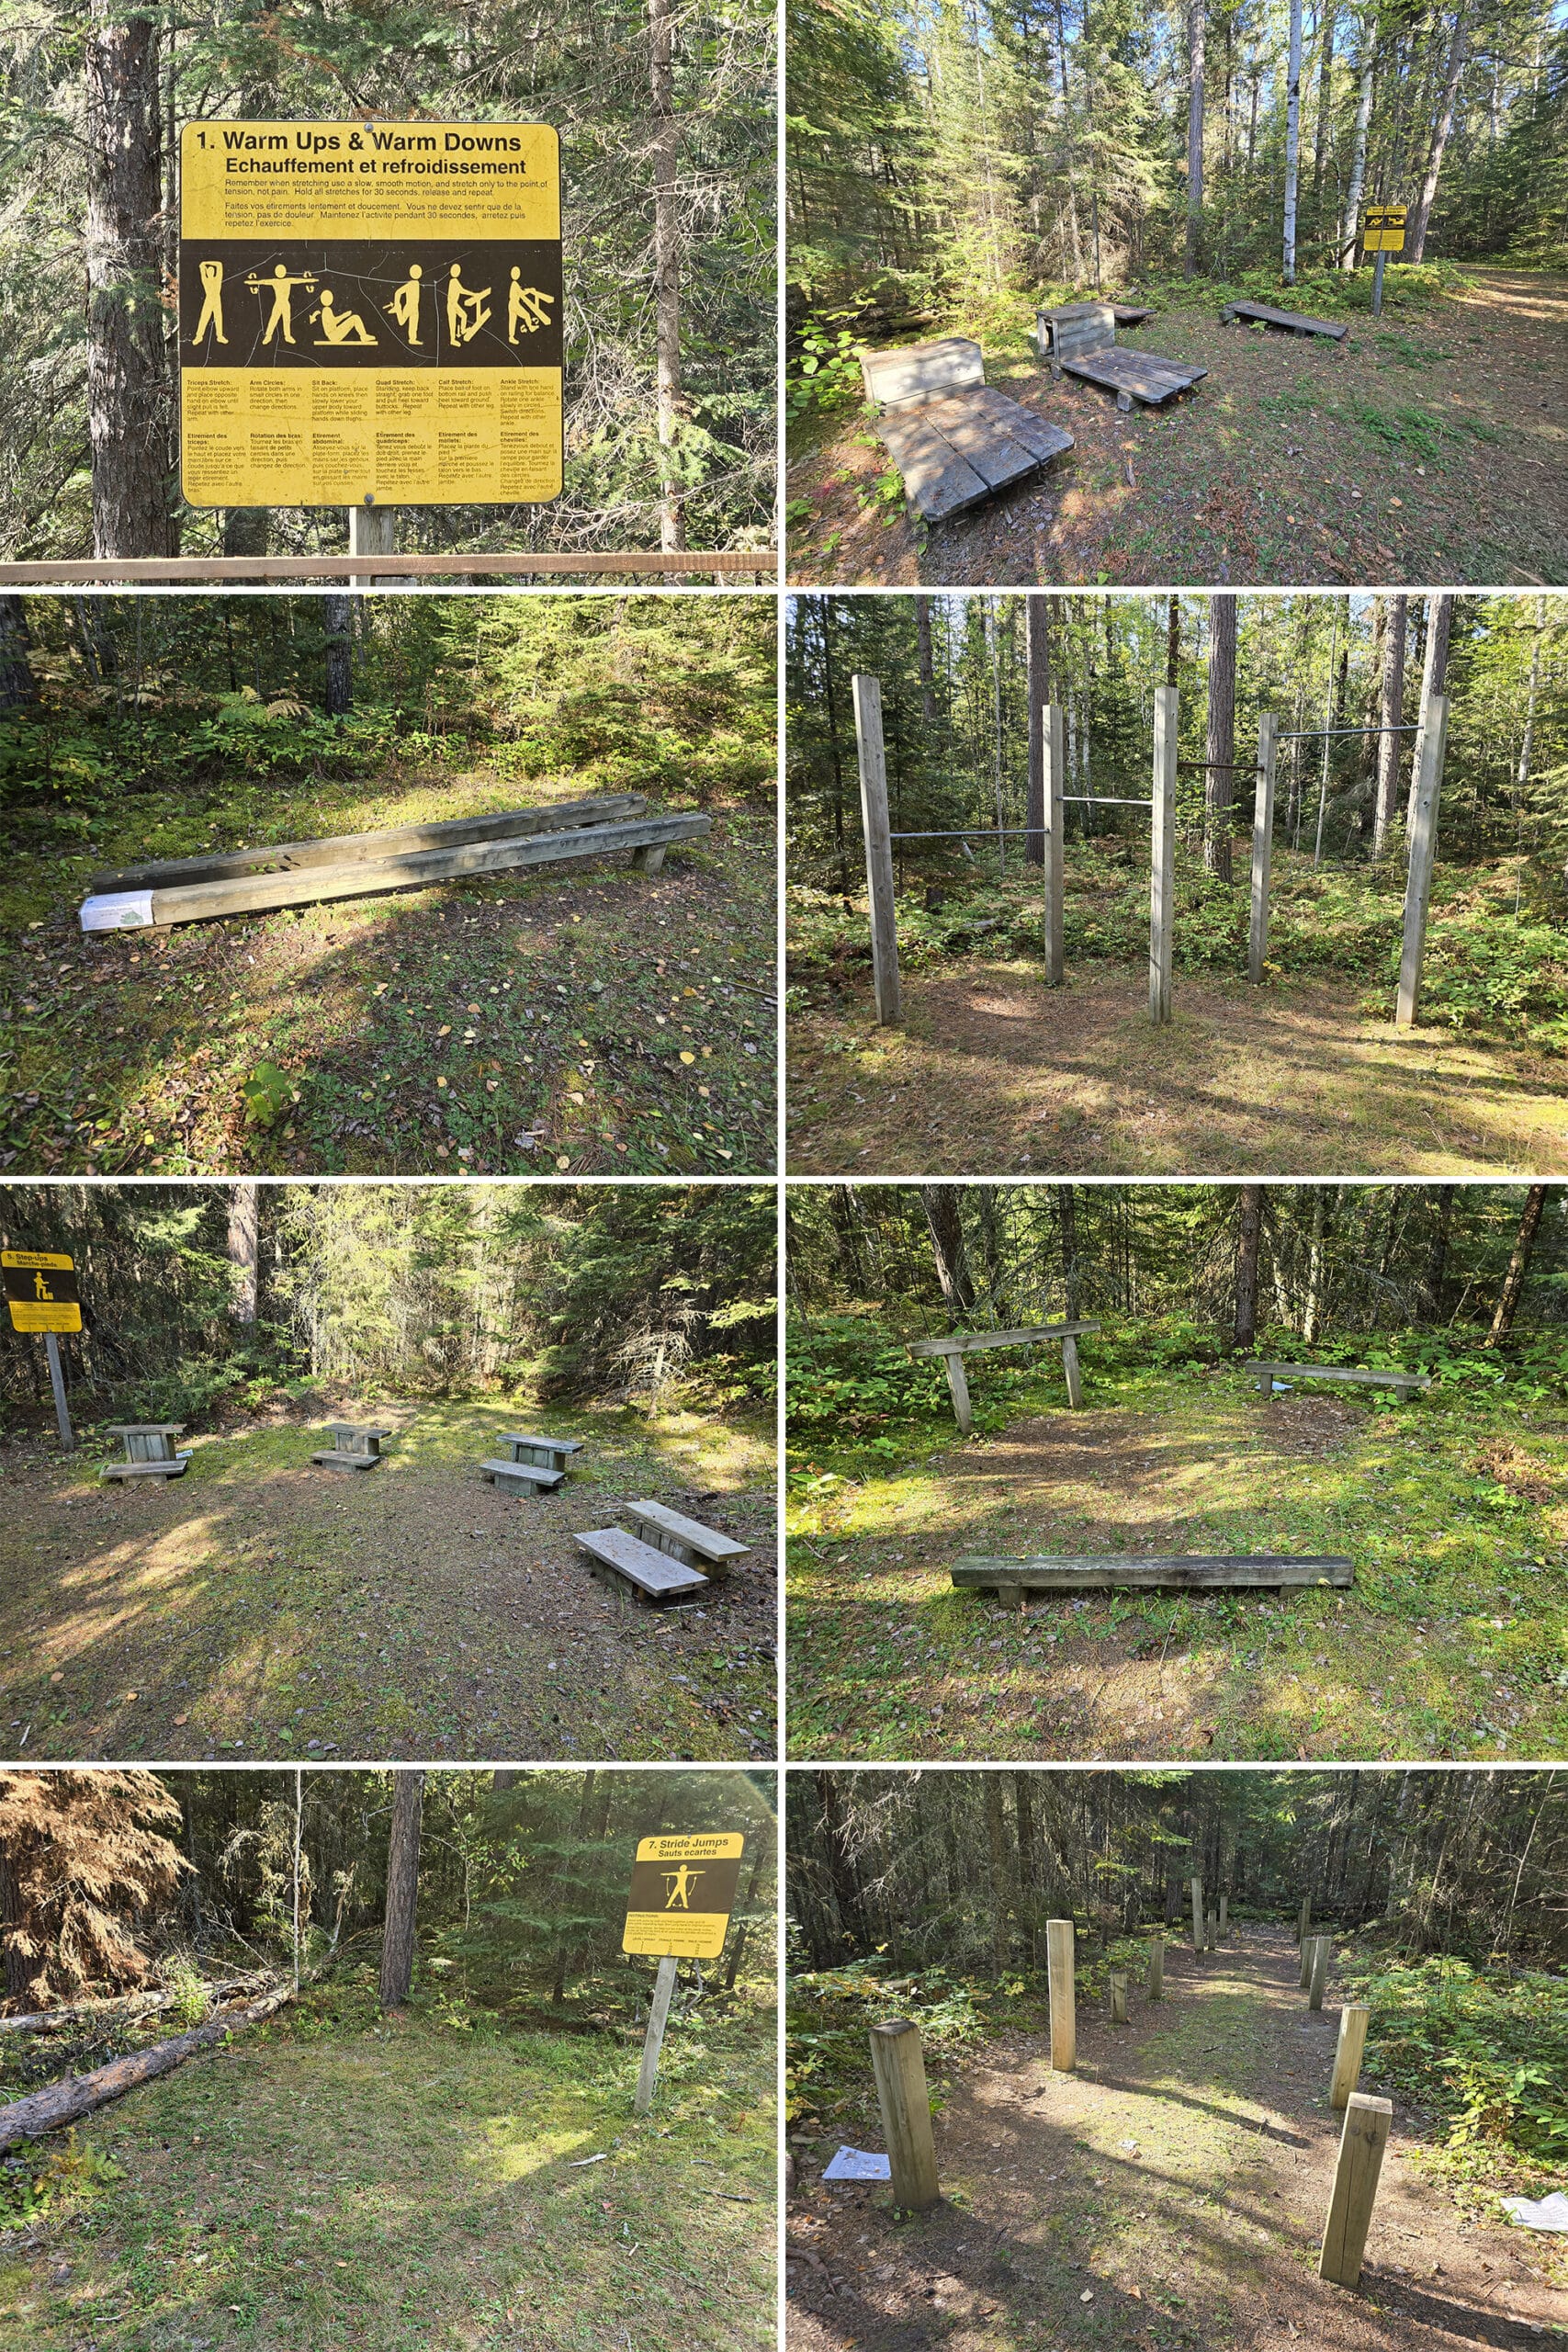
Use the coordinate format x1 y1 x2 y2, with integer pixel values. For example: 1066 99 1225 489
1363 204 1407 254
621 1834 745 1961
2 1250 81 1336
178 120 562 508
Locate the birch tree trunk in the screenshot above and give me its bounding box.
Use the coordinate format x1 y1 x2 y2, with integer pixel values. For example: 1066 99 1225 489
1204 592 1235 881
379 1770 425 2011
1340 28 1375 266
1282 0 1304 281
85 0 171 557
1409 592 1452 832
649 0 686 564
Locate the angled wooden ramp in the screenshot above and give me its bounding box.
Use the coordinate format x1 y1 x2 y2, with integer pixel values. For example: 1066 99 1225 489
1059 345 1207 410
1222 300 1348 341
861 338 1073 524
953 1555 1355 1607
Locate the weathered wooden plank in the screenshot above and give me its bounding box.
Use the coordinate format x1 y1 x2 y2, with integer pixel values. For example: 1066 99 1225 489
861 337 986 407
100 1455 192 1481
91 794 650 892
573 1527 709 1604
1038 302 1116 362
626 1498 750 1570
1059 347 1207 408
952 1555 1355 1592
906 1321 1100 1358
1255 1362 1430 1395
872 405 994 521
927 396 1058 486
80 809 710 931
1222 300 1348 340
874 389 1072 522
310 1449 381 1472
497 1431 584 1469
479 1458 565 1496
962 387 1076 465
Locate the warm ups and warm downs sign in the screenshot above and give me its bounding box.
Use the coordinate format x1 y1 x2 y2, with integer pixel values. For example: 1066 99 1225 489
178 121 563 509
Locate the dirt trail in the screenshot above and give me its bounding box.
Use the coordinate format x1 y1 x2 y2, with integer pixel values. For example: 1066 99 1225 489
787 1928 1566 2349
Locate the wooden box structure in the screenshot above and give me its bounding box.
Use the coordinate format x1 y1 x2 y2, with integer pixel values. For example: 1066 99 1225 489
953 1554 1356 1608
101 1424 192 1481
1036 301 1153 357
907 1321 1101 1434
310 1423 391 1472
1040 304 1206 412
573 1526 710 1606
1255 1362 1431 1402
859 337 1074 524
479 1430 582 1498
624 1499 750 1579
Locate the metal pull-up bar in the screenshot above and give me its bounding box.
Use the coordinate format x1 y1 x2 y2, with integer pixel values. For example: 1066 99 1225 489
1278 724 1421 741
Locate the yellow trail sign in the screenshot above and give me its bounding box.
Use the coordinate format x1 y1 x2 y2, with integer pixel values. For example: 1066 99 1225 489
622 1834 745 1961
2 1250 82 1336
1363 203 1407 254
179 120 563 508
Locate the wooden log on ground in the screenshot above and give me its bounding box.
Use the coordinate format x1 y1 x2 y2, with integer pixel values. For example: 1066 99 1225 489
1047 1919 1076 2070
0 1984 293 2150
868 2018 941 2210
1330 2004 1370 2110
0 1978 257 2035
951 1555 1354 1595
1319 2094 1392 2288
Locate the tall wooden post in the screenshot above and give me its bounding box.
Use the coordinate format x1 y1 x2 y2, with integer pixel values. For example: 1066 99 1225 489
1298 1895 1311 1948
1395 691 1447 1028
1247 710 1278 983
869 2019 941 2211
1319 2094 1392 2287
1205 1910 1217 1952
1060 1333 1083 1408
1190 1876 1203 1951
1042 700 1065 985
1299 1936 1314 1991
1109 1972 1128 2024
1218 1894 1229 1941
1145 1937 1164 2001
43 1333 75 1453
852 673 902 1026
1046 1918 1076 2071
1308 1935 1330 2010
1150 685 1177 1023
1330 2004 1370 2110
635 1953 679 2113
942 1351 973 1436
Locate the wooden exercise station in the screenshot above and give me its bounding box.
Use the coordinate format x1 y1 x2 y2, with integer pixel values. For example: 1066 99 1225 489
953 1554 1357 1608
1255 1362 1432 1402
310 1423 393 1471
99 1424 193 1481
479 1430 585 1498
1221 298 1348 340
860 338 1074 525
574 1502 751 1608
907 1321 1100 1433
1039 300 1208 410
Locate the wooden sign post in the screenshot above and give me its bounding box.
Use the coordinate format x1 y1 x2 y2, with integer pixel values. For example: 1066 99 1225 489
621 1831 743 2114
2 1250 81 1453
1362 204 1406 318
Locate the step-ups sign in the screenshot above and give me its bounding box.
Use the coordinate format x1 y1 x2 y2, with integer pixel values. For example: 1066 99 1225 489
2 1250 81 1336
1362 204 1407 254
622 1834 745 1962
179 120 563 509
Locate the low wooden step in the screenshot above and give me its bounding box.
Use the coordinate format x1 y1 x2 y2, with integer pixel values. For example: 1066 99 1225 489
101 1454 192 1481
573 1527 709 1605
953 1555 1355 1604
624 1498 750 1573
1058 347 1207 409
479 1458 565 1497
1221 300 1348 340
310 1450 381 1471
495 1431 585 1471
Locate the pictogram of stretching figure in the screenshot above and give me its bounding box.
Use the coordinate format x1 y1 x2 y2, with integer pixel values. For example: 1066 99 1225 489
31 1272 56 1302
193 259 228 345
660 1863 705 1910
310 288 378 346
446 264 492 346
507 267 556 343
385 264 424 344
243 263 319 347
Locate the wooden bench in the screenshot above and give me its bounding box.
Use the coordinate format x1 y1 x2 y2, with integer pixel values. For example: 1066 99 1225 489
624 1499 750 1577
495 1431 584 1474
78 807 709 932
101 1424 192 1481
310 1423 392 1471
479 1457 566 1498
953 1554 1356 1607
859 338 1074 524
906 1321 1101 1432
1040 305 1206 411
1221 300 1348 342
1254 1363 1431 1401
573 1526 709 1606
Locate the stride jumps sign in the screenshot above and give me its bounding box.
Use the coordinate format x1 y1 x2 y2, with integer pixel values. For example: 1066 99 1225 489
179 120 563 509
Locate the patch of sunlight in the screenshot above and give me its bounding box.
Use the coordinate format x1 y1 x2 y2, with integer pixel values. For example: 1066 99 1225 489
470 2117 603 2181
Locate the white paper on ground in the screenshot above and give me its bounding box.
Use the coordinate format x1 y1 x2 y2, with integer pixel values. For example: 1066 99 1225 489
1500 2191 1568 2232
80 891 155 932
823 2146 891 2182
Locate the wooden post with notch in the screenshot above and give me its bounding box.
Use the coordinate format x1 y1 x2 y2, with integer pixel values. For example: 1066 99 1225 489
1248 709 1278 983
1330 2004 1370 2110
1047 1918 1076 2071
852 673 902 1026
1395 691 1447 1028
1145 1937 1164 2001
1318 2093 1392 2287
1308 1935 1330 2010
1043 700 1065 986
1149 684 1177 1024
869 2018 940 2210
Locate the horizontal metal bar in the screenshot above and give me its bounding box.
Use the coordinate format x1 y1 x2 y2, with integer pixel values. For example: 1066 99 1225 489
1279 724 1420 740
1178 760 1264 772
1062 795 1152 808
887 827 1035 840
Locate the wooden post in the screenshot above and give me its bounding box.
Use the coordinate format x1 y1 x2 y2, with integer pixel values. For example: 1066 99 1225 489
348 501 399 589
1298 1895 1311 1948
1308 1935 1330 2010
1060 1332 1083 1408
1046 1919 1076 2071
942 1351 973 1437
1149 684 1177 1024
1395 691 1446 1028
1109 1972 1128 2024
1145 1937 1164 2001
43 1333 74 1453
1247 710 1278 982
1205 1911 1217 1952
1190 1876 1202 1951
1330 2004 1370 2110
1042 700 1065 986
1218 1894 1228 1941
852 673 902 1026
869 2018 941 2211
634 1954 678 2114
1318 2093 1392 2288
1299 1936 1314 1991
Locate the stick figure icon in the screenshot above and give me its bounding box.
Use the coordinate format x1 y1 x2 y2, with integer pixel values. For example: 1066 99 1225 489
446 264 492 346
243 263 319 347
660 1864 705 1910
31 1272 55 1302
193 259 228 345
310 288 378 346
507 268 556 343
386 264 424 344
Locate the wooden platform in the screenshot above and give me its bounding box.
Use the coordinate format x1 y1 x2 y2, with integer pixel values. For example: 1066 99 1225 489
1057 346 1208 410
874 389 1074 523
1221 300 1348 341
310 1449 381 1472
573 1526 709 1606
625 1499 750 1574
953 1555 1356 1604
495 1431 585 1473
101 1454 192 1481
479 1457 565 1498
1255 1361 1430 1399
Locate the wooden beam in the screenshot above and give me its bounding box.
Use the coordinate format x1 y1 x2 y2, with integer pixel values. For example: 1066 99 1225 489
0 551 776 585
1396 691 1448 1027
1319 2094 1392 2288
1330 2004 1370 2110
906 1321 1100 1357
852 673 902 1025
1254 1362 1429 1395
1043 699 1065 985
952 1555 1355 1593
1150 684 1177 1023
869 2019 941 2209
942 1351 973 1435
1248 711 1278 983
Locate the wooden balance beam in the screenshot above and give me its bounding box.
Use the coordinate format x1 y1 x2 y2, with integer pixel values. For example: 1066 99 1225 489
1221 300 1348 341
906 1322 1101 1433
1254 1362 1431 1401
953 1555 1356 1607
78 808 709 932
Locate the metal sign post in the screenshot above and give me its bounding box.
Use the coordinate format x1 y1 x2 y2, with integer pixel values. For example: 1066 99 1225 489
1362 205 1406 318
3 1250 82 1453
622 1832 744 2115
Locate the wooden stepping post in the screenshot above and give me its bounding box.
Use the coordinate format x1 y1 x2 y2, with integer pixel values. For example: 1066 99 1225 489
1042 700 1065 987
1046 1919 1076 2071
1308 1936 1331 2010
852 673 901 1027
1150 685 1177 1024
1145 1937 1164 2001
1331 2004 1370 2110
1190 1878 1203 1951
1248 711 1278 983
1298 1895 1312 1947
868 2019 940 2211
1396 692 1448 1028
1109 1972 1128 2025
1205 1911 1217 1952
1218 1895 1229 1940
1319 2093 1392 2288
